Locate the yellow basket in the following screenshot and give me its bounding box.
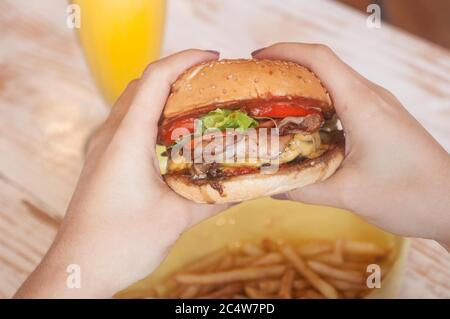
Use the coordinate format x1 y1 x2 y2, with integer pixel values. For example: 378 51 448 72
117 197 408 298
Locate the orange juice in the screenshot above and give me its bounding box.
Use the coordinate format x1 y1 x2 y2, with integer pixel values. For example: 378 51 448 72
72 0 166 104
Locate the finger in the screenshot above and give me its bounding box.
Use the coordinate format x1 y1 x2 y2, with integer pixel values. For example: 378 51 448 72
284 167 350 209
122 49 220 143
107 79 141 127
252 42 370 126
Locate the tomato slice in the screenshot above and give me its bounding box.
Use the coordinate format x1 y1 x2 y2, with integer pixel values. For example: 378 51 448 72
161 103 322 145
249 103 321 118
162 117 195 145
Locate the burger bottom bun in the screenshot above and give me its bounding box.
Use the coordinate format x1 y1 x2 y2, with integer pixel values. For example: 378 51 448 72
163 142 345 204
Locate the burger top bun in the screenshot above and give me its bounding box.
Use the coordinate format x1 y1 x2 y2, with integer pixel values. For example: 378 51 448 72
162 59 333 121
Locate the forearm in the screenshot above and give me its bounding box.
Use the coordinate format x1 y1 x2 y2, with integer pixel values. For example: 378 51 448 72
14 241 116 298
15 205 189 298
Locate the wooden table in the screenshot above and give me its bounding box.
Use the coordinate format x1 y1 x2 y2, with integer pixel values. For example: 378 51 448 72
0 0 449 298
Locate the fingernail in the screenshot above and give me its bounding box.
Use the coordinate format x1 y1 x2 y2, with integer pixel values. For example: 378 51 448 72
251 47 266 56
205 50 220 55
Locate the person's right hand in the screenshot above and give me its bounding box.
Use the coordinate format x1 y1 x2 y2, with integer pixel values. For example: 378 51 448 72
253 43 450 249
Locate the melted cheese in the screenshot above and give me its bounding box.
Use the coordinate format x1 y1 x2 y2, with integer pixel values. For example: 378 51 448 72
167 160 191 171
278 132 321 163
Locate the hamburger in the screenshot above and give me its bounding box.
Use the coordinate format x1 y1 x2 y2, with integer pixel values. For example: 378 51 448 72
157 59 344 203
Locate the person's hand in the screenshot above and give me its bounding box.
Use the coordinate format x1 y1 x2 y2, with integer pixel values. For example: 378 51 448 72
15 49 226 298
253 43 450 249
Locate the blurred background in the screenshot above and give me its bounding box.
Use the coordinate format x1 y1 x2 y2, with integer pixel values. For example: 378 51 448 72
0 0 449 299
339 0 450 49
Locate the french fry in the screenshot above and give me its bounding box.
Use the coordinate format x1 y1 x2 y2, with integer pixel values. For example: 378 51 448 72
198 283 218 296
154 276 178 298
196 254 236 295
179 285 201 299
242 243 265 256
306 260 365 284
118 287 157 299
333 239 345 264
176 265 286 285
196 256 233 295
279 243 339 299
198 283 244 299
261 238 279 252
311 254 368 271
167 285 186 299
293 289 324 299
233 294 249 299
278 267 295 298
312 253 344 266
293 279 310 290
234 255 258 267
340 261 371 271
217 255 234 270
342 290 367 299
344 254 380 263
244 285 273 299
298 242 333 257
251 252 284 266
308 240 344 265
258 280 281 293
327 278 367 291
343 240 388 258
185 250 226 272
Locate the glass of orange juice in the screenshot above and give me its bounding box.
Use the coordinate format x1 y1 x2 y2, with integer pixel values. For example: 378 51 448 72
72 0 166 104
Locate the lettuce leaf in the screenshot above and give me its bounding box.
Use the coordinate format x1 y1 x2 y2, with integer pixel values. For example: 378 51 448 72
201 108 258 132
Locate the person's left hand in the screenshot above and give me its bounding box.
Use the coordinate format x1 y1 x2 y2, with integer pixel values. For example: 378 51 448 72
15 49 226 298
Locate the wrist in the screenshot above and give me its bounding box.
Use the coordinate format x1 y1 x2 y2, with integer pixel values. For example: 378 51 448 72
15 234 119 298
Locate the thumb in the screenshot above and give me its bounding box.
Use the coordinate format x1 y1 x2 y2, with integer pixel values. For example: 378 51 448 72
121 49 219 144
274 167 350 209
252 42 369 134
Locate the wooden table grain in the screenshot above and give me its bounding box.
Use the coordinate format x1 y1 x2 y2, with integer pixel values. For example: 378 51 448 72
0 0 449 298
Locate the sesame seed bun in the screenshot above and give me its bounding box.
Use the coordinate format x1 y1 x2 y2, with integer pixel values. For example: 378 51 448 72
160 59 333 125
